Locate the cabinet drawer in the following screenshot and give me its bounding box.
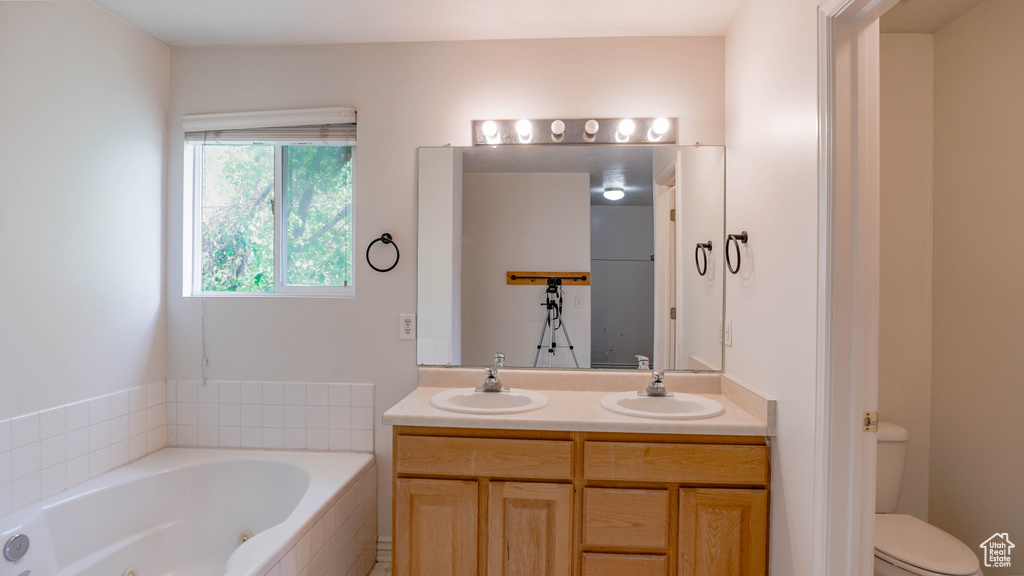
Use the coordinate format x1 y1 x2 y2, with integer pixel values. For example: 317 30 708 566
396 435 573 480
581 553 666 576
583 488 668 549
583 441 768 486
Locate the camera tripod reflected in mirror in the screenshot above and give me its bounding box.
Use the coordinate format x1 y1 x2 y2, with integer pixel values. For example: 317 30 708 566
534 277 584 368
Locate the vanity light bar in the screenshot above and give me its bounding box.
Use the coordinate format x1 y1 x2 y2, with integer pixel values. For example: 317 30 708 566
472 117 677 145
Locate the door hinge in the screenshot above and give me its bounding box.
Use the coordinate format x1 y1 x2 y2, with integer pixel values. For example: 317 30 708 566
863 411 878 432
669 209 676 222
670 307 676 320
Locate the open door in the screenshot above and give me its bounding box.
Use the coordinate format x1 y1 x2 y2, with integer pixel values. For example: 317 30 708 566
653 152 681 369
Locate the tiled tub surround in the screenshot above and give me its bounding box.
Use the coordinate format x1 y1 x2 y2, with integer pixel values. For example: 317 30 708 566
0 382 167 516
165 381 374 453
263 457 378 576
0 449 378 576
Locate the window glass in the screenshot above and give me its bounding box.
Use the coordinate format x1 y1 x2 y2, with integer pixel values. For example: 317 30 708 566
200 144 274 292
282 145 354 287
192 141 354 296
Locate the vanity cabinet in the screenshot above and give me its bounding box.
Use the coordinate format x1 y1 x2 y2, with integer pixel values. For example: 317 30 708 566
393 427 770 576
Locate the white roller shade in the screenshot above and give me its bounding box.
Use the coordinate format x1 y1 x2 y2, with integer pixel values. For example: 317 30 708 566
183 106 355 143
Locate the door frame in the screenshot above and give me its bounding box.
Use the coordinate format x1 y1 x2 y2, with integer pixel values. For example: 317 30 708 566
814 0 900 574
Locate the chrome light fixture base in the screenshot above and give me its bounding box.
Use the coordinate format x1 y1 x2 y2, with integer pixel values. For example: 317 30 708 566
472 117 677 145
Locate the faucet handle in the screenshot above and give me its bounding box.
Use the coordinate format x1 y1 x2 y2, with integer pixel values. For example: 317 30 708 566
641 371 672 397
476 366 508 393
635 355 650 370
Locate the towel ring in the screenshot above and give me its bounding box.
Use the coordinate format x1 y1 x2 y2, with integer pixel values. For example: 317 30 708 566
726 231 748 274
695 241 713 276
366 233 400 272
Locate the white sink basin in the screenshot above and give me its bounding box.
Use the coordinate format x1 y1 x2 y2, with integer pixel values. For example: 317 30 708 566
430 388 548 415
599 391 724 420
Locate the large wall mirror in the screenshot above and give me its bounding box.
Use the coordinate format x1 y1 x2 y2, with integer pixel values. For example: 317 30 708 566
417 144 725 372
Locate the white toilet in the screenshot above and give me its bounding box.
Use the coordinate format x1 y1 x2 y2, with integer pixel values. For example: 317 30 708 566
875 421 983 576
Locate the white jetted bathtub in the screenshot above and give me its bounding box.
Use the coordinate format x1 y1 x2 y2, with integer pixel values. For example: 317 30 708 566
0 449 377 576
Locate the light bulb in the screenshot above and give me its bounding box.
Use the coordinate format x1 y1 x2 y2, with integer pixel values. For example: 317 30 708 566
482 120 498 138
603 188 625 201
652 117 670 135
516 120 532 137
618 119 636 137
584 119 599 137
550 120 565 136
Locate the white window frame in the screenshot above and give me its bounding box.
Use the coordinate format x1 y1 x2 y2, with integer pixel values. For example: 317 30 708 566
181 107 357 298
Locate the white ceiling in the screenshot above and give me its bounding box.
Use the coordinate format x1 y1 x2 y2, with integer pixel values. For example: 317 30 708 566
81 0 986 48
87 0 748 47
881 0 984 33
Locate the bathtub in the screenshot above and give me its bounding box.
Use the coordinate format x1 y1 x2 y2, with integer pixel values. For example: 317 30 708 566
0 449 377 576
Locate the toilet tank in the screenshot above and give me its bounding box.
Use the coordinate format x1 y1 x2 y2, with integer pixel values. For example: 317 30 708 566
875 421 909 513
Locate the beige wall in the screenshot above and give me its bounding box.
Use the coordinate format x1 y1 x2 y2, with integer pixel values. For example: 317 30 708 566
166 36 726 540
0 2 169 420
930 1 1024 571
461 172 591 368
724 0 820 573
879 33 934 521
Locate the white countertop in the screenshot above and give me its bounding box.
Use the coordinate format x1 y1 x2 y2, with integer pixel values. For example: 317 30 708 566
383 384 771 436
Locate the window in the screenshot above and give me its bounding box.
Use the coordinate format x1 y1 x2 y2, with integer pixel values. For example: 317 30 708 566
182 108 356 297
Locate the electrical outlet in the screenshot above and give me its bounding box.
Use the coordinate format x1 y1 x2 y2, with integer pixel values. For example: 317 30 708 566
399 314 416 340
724 319 733 347
718 318 723 344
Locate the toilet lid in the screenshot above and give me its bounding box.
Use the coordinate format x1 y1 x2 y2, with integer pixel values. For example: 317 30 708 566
875 515 980 576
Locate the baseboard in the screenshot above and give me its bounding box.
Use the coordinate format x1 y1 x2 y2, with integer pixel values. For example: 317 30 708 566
376 536 392 563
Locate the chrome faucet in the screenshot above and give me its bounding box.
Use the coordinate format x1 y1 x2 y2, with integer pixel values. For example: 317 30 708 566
640 371 673 397
476 366 509 393
635 355 650 370
494 352 506 367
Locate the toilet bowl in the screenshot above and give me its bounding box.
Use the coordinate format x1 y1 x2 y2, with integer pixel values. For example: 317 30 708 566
874 514 982 576
874 421 982 576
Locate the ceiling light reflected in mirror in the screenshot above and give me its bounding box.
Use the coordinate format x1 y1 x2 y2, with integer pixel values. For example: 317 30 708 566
603 187 625 201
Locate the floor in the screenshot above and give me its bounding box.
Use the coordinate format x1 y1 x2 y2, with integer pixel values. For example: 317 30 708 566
369 563 392 576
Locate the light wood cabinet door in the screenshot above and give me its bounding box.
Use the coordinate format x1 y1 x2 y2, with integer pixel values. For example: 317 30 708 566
395 478 478 576
678 489 767 576
487 482 573 576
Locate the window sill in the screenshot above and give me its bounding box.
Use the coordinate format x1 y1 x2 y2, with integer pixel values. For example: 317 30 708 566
186 289 354 299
